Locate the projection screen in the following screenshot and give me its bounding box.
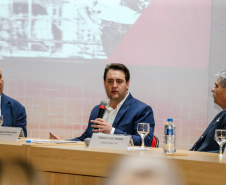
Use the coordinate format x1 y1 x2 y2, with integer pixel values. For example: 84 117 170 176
0 0 211 150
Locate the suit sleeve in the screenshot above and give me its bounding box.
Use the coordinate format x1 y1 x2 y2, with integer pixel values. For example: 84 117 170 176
221 115 226 153
208 116 226 153
71 118 92 141
114 105 155 147
72 128 88 141
15 105 27 137
71 106 99 141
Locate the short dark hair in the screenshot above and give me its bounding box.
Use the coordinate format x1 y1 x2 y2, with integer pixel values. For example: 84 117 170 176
104 63 130 82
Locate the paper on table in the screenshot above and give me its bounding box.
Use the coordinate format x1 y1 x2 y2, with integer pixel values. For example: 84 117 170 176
164 153 188 156
26 139 77 144
127 147 150 151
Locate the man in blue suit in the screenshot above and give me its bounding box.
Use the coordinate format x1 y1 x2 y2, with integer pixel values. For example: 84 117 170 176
190 69 226 152
0 68 27 137
50 63 155 146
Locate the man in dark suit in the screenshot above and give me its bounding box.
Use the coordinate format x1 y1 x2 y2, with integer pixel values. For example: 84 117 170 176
50 63 155 146
190 69 226 152
0 68 27 136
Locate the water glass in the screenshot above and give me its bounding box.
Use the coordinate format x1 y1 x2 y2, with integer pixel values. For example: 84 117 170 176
137 123 150 148
214 129 226 155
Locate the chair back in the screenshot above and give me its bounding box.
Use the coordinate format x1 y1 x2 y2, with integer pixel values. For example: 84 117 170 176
151 135 159 147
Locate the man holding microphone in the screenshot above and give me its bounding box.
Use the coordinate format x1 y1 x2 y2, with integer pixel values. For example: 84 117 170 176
50 63 155 146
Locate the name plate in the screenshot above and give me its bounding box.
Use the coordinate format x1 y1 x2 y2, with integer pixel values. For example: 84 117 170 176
223 150 226 158
0 127 22 142
89 133 130 151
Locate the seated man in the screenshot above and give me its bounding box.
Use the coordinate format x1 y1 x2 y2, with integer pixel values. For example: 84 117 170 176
50 63 155 146
0 68 27 136
190 69 226 152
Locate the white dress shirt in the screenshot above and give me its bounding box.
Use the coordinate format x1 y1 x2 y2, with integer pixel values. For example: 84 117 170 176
102 92 129 134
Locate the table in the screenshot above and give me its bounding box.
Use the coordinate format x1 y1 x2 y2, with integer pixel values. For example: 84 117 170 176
0 140 225 185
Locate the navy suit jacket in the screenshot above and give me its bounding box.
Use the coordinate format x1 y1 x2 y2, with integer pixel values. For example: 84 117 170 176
72 94 155 146
1 93 27 137
190 109 226 153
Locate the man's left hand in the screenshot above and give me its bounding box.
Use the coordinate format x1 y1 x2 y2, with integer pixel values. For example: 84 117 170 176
91 118 112 134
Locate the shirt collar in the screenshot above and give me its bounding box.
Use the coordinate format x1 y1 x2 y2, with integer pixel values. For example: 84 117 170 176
106 92 129 110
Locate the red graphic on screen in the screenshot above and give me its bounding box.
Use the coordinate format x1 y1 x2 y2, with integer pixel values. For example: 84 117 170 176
107 0 211 68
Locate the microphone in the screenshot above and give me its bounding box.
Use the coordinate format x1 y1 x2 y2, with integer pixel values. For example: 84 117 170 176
97 100 107 118
84 138 91 146
94 100 107 130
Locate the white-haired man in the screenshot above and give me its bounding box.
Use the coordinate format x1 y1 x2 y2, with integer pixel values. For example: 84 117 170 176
191 69 226 152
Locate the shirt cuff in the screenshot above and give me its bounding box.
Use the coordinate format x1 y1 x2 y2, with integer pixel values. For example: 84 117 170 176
110 127 115 135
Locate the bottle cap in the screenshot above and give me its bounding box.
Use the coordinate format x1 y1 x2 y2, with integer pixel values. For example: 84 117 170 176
167 118 173 122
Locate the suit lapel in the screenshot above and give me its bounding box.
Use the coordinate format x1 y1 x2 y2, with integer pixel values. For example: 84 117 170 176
192 111 223 150
1 93 12 126
112 94 133 128
202 111 223 137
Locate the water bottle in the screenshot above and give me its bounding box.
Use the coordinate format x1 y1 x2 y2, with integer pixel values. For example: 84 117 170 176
163 118 175 154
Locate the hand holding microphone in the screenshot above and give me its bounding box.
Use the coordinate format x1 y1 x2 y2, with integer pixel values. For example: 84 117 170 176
91 100 112 134
91 118 112 134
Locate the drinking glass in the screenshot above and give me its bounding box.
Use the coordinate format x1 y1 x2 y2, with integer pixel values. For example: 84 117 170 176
0 115 3 126
214 129 226 155
137 123 150 148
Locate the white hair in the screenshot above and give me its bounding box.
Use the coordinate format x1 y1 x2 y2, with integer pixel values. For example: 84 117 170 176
216 69 226 88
